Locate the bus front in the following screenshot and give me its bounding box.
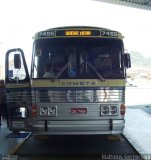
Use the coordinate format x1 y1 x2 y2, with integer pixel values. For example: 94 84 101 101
31 26 131 135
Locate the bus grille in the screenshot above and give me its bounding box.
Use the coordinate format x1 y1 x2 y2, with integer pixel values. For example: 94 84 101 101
6 89 31 103
33 88 125 103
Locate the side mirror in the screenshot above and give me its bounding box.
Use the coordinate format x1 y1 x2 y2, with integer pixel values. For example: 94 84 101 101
14 54 21 69
124 53 131 68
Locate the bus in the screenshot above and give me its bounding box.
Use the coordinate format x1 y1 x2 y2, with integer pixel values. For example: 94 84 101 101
5 26 131 135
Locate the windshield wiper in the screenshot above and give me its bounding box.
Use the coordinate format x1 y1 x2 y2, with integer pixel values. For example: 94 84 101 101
52 63 71 81
87 61 105 82
52 61 105 81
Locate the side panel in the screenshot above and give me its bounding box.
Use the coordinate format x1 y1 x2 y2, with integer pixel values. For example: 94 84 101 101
6 84 32 132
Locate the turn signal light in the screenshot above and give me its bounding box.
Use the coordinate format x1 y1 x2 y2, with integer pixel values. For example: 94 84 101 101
120 104 126 115
32 104 37 118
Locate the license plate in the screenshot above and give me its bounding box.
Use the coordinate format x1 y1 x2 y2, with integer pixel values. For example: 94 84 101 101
71 108 87 114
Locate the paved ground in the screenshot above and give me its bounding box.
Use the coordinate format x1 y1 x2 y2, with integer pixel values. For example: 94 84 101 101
124 106 151 155
15 134 140 160
0 119 140 160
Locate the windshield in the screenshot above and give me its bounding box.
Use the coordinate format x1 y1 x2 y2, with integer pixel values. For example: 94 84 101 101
32 38 125 79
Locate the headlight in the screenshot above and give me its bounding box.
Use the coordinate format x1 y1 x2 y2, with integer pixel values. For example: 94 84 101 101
40 106 57 116
110 106 118 115
40 107 48 116
101 106 109 115
101 105 118 116
49 107 56 116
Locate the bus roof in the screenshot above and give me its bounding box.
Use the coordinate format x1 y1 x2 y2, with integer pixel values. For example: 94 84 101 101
34 26 123 40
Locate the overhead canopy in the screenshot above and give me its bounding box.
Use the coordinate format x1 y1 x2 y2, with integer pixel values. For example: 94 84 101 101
95 0 151 11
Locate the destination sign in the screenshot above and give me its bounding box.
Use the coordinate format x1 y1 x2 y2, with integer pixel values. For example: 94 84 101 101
37 29 119 38
56 30 100 37
65 30 91 36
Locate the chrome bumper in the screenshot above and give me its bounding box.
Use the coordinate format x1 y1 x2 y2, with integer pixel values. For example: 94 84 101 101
32 119 125 135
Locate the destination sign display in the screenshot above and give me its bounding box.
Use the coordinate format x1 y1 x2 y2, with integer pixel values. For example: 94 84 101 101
56 30 100 37
65 30 91 36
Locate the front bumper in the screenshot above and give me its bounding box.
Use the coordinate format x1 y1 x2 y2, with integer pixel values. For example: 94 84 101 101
32 119 125 135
